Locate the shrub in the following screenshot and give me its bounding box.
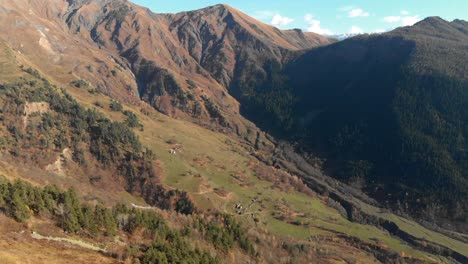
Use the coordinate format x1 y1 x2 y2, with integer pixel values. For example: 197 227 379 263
123 110 142 128
70 79 89 88
109 100 123 112
186 79 197 89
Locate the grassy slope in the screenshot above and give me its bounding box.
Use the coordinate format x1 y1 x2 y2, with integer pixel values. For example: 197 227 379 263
0 40 463 263
68 86 453 263
0 40 20 82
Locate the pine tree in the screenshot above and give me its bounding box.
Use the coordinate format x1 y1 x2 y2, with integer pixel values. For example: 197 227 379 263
103 208 117 236
29 188 46 214
80 205 98 236
0 179 8 208
9 189 31 222
60 188 82 233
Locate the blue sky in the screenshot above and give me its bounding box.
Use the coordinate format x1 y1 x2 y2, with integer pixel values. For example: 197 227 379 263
131 0 468 35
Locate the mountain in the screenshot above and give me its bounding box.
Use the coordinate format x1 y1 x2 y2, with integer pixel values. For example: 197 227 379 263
162 4 331 86
0 1 467 263
261 16 468 231
0 0 333 139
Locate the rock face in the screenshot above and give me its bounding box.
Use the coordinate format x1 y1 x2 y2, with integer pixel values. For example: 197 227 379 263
23 101 50 128
0 0 333 137
24 102 49 116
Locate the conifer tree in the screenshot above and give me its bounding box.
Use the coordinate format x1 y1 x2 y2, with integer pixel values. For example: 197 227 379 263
9 188 31 222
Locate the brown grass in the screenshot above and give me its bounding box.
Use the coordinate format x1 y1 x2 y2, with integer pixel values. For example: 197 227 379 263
252 163 315 196
0 215 116 264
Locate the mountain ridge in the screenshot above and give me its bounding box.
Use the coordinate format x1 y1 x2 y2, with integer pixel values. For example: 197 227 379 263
0 0 334 141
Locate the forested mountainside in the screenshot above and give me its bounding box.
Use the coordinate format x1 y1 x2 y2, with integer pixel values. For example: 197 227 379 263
0 0 467 263
249 16 468 231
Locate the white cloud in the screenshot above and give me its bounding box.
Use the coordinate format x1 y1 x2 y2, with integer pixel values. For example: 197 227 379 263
304 14 333 35
374 29 386 33
402 15 421 26
270 14 294 27
384 16 401 23
253 10 294 28
400 10 409 15
383 14 421 26
304 14 314 21
348 8 370 18
349 26 364 34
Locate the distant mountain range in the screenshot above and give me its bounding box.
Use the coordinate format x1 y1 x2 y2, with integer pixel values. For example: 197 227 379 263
328 33 363 40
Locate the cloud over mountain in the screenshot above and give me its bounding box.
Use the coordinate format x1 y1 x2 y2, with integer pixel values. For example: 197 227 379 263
305 14 333 35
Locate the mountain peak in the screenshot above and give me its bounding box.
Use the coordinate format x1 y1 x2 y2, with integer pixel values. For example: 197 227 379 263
414 16 448 27
405 16 468 38
202 3 238 15
173 3 238 15
212 3 235 10
452 18 468 27
452 18 467 23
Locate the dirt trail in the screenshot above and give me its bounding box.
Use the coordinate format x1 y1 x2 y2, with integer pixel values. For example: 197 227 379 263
31 232 106 252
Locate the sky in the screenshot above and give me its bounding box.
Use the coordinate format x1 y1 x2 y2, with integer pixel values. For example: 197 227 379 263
131 0 468 35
